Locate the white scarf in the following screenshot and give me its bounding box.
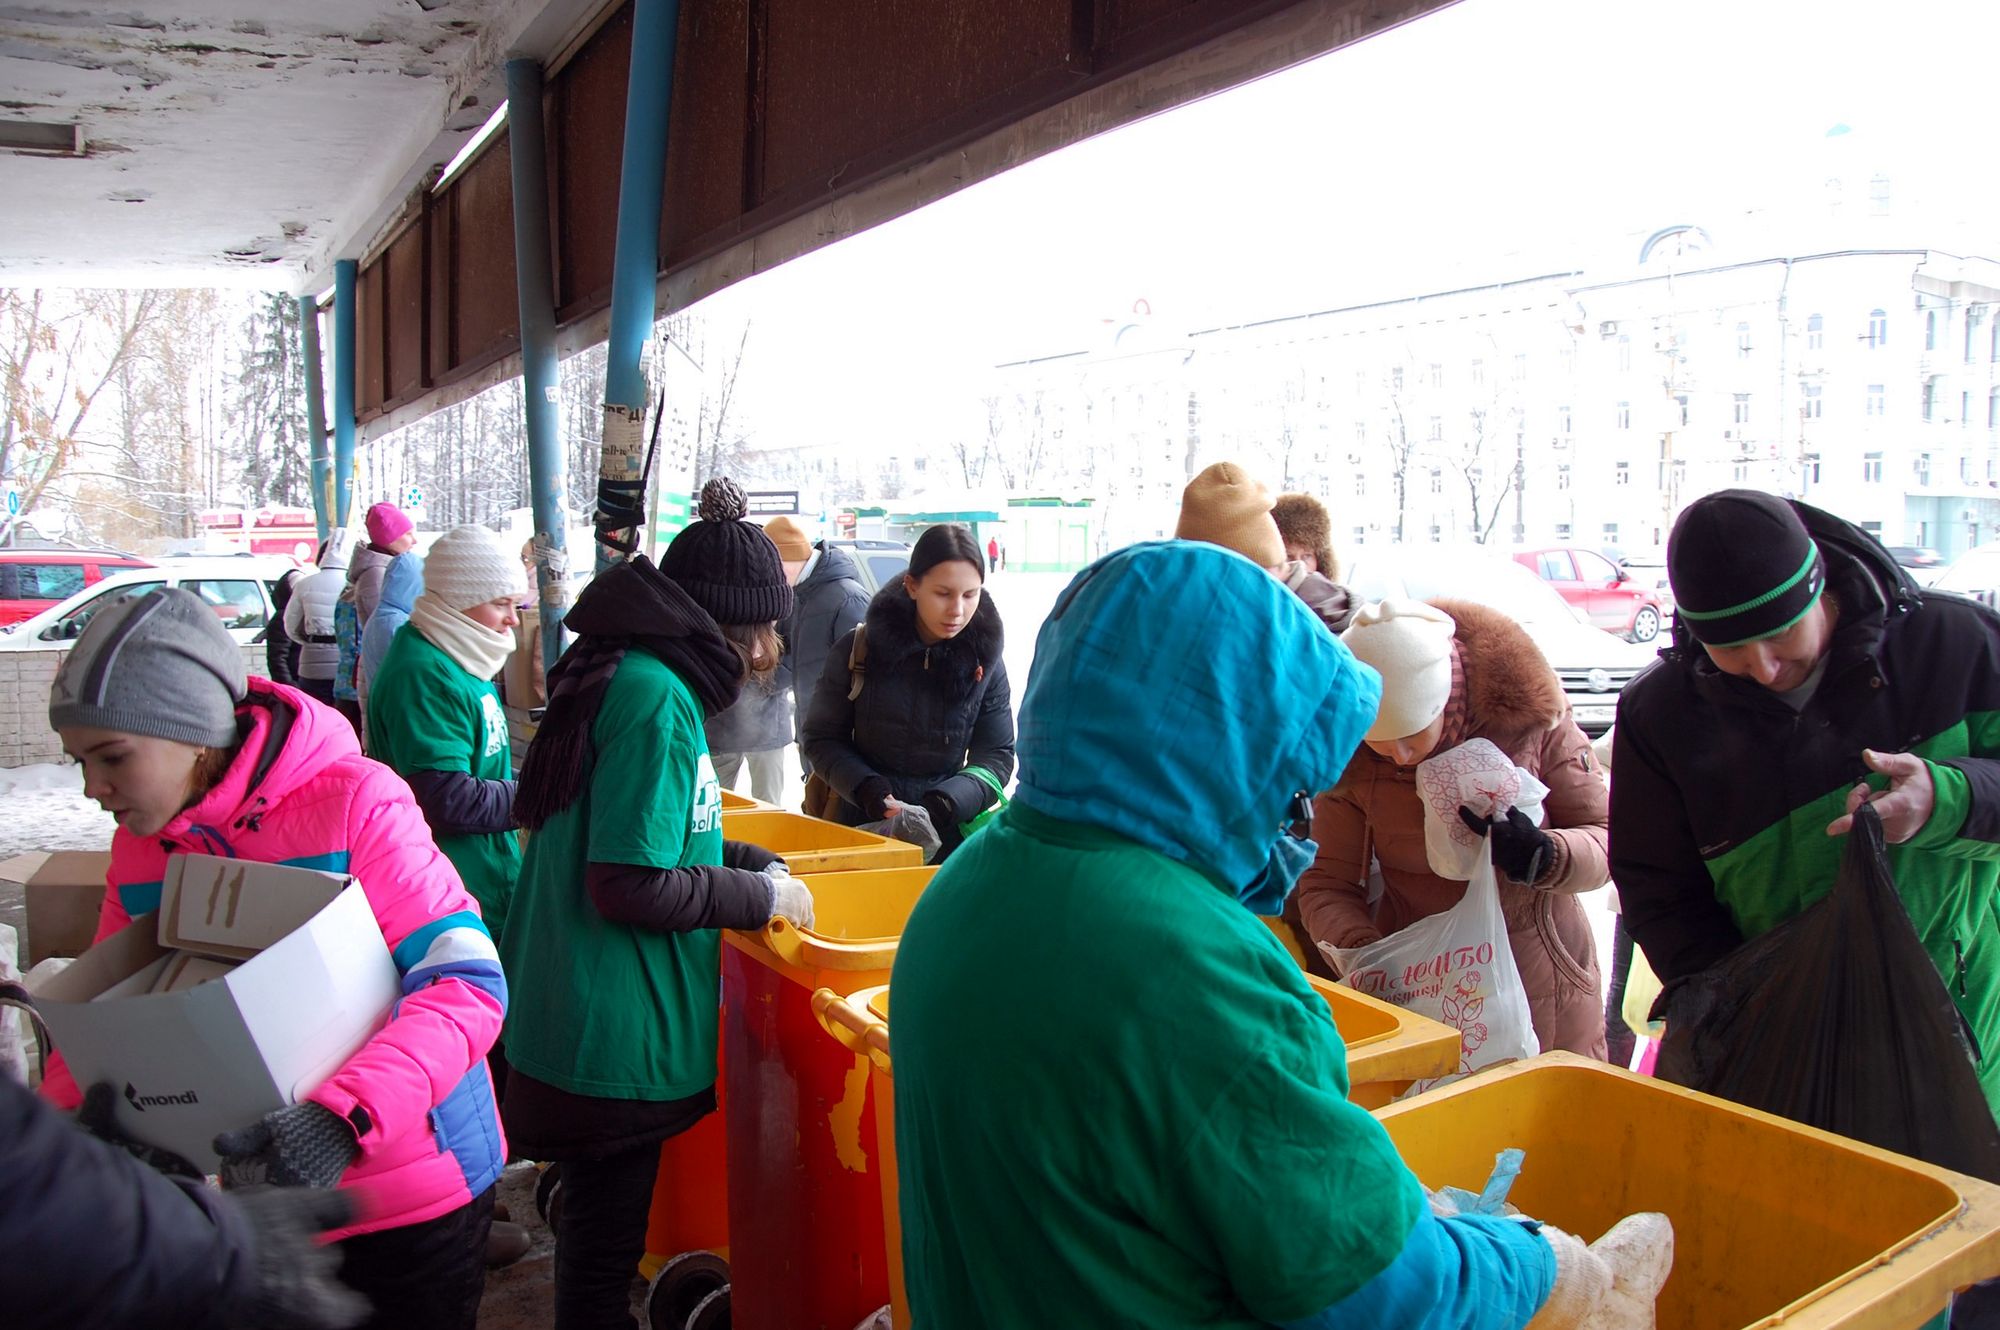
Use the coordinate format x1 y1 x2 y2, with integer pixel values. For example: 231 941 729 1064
409 591 516 681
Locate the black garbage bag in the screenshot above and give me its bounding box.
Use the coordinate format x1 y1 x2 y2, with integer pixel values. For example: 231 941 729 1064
1652 803 2000 1182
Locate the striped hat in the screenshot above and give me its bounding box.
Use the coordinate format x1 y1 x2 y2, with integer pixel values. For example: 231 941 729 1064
1668 490 1826 647
50 587 246 748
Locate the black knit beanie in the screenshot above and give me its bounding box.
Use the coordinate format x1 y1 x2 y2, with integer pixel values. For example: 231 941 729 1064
659 478 795 626
1668 489 1826 647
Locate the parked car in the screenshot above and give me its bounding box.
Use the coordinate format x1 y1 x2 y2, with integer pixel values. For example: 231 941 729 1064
1886 545 1946 586
0 554 301 650
1512 545 1669 643
0 546 154 625
1611 548 1676 618
1930 543 2000 608
824 538 911 596
1342 545 1657 735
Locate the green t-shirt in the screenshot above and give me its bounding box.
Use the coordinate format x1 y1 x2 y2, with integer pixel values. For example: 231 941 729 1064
501 651 727 1100
889 804 1423 1328
367 625 522 942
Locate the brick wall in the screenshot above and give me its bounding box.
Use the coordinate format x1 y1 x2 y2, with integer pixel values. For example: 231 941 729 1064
0 645 265 768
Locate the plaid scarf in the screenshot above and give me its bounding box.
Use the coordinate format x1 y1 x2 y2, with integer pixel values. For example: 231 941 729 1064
515 555 744 831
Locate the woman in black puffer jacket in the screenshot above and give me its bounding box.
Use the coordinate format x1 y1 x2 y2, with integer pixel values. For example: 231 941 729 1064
803 523 1013 859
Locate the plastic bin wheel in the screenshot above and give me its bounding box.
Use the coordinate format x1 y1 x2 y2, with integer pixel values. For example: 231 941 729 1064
682 1283 730 1330
534 1163 564 1234
646 1251 730 1330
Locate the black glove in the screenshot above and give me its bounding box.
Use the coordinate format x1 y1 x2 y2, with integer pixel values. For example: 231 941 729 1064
214 1101 360 1190
1458 804 1555 886
853 775 894 822
76 1081 203 1180
225 1186 371 1329
918 788 959 835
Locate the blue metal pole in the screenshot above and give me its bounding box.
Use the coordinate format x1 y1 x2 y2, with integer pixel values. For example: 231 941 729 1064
296 295 331 544
332 258 358 531
507 57 570 672
597 0 681 572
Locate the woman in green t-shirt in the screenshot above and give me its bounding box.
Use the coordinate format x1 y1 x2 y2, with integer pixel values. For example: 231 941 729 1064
503 479 816 1328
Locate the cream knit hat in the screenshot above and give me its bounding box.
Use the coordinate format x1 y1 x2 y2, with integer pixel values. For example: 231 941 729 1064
1340 599 1458 741
422 525 524 611
1174 462 1286 569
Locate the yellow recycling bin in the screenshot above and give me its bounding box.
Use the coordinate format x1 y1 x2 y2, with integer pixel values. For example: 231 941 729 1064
720 789 771 812
720 809 923 874
1375 1053 2000 1329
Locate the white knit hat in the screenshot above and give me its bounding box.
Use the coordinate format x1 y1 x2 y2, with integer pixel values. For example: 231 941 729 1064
422 525 523 611
1340 599 1457 742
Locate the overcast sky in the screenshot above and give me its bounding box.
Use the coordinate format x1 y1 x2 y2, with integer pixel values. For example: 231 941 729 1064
701 0 2000 453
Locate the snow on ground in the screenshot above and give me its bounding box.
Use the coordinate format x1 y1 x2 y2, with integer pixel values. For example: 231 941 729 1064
0 762 114 859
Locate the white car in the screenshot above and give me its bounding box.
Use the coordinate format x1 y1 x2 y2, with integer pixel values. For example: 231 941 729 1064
1340 544 1659 736
1931 543 2000 608
0 555 304 650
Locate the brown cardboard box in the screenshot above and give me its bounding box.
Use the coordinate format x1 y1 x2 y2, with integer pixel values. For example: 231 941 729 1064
0 851 113 965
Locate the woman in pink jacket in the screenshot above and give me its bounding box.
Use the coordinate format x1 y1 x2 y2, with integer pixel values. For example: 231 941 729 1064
43 586 507 1330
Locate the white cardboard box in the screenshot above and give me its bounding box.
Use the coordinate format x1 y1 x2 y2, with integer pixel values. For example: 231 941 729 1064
31 857 399 1171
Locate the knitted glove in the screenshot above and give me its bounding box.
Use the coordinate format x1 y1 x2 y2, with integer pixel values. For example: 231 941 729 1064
766 863 816 930
225 1186 371 1329
1460 804 1556 885
214 1101 360 1190
854 776 894 821
1525 1214 1674 1330
76 1081 203 1180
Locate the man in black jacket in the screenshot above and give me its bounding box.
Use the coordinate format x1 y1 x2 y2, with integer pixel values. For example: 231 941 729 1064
3 1078 364 1329
1612 490 2000 1122
766 521 870 779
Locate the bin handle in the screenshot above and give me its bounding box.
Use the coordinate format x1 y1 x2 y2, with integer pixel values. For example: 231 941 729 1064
764 915 812 967
812 987 892 1072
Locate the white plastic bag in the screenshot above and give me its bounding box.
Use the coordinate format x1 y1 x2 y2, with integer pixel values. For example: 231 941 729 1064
859 802 942 863
1322 848 1539 1094
1415 737 1549 881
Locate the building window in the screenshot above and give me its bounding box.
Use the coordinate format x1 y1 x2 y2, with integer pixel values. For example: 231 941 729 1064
1615 462 1631 486
1733 393 1752 425
1352 525 1368 544
1428 416 1443 442
1989 389 1999 430
1867 383 1885 416
1916 452 1932 485
1429 468 1443 495
1618 335 1632 372
1470 359 1485 386
1923 378 1938 422
1927 309 1940 352
1674 394 1690 426
1429 523 1443 543
1559 404 1573 435
1354 472 1367 497
1560 343 1576 375
1992 319 1999 364
1868 308 1888 348
1964 391 1974 427
1736 321 1753 357
1970 308 1985 363
1863 452 1884 483
1734 462 1750 483
1391 365 1404 393
1963 456 1976 483
1429 363 1444 390
1807 313 1824 350
1602 522 1619 542
1804 457 1821 484
1355 420 1368 444
1557 464 1572 491
1555 522 1572 540
1803 384 1822 419
1356 369 1369 396
1513 353 1528 381
1616 401 1631 430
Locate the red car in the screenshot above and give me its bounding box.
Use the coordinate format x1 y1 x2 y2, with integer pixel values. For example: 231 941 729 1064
1513 546 1667 643
0 548 155 625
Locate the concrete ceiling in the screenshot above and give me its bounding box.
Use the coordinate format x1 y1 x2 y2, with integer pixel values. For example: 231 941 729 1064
0 0 602 291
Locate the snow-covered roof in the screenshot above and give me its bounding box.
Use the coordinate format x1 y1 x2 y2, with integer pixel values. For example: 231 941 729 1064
0 0 598 291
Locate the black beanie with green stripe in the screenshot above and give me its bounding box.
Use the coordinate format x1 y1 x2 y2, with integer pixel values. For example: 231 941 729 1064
1668 489 1827 647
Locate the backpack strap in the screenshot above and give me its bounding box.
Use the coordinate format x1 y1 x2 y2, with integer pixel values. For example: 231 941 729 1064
845 624 869 702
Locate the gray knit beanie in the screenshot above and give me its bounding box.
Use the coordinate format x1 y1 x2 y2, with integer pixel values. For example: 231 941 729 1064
49 587 247 748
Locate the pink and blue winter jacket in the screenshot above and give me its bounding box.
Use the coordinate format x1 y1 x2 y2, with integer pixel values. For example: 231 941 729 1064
42 680 508 1238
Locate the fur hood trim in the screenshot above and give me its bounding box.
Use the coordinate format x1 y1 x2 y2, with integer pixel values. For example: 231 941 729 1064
1429 597 1566 744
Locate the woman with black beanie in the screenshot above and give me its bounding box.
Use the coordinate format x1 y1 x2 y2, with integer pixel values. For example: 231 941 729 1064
499 478 816 1330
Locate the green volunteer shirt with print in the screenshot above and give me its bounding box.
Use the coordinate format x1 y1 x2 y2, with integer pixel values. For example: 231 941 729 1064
367 625 523 943
501 650 727 1100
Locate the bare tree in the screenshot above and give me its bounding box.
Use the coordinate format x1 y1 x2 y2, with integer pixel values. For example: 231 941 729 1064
0 288 161 540
1376 371 1419 544
1443 402 1524 543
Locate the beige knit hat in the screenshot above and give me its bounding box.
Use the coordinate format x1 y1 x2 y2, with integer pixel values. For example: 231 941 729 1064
1340 599 1458 741
763 515 813 563
423 525 524 611
1175 462 1285 568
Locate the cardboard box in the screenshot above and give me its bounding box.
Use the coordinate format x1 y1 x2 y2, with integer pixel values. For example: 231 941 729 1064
0 850 112 966
30 857 399 1171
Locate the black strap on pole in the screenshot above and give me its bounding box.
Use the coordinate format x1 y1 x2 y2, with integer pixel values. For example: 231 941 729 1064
593 388 666 557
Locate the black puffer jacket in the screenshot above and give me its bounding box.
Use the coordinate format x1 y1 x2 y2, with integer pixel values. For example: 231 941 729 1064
786 542 871 750
803 580 1014 830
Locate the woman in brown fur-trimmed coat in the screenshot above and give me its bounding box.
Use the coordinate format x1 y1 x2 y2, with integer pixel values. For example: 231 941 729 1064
1295 597 1611 1059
